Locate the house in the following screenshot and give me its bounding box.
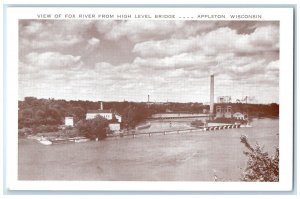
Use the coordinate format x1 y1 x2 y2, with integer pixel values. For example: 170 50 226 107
64 117 74 127
108 123 121 131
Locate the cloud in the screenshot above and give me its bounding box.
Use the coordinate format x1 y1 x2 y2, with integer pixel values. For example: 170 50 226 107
266 60 279 71
94 61 142 82
200 25 279 55
21 34 83 50
132 25 279 57
23 21 43 34
20 20 93 49
88 37 100 46
97 20 186 42
95 20 225 43
249 25 279 48
25 51 82 70
132 37 198 57
133 52 215 71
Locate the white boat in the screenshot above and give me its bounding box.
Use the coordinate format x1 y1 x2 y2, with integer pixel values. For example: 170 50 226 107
74 138 90 143
39 138 52 145
136 122 151 130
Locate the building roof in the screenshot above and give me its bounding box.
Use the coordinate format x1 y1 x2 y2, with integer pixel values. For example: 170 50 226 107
87 109 113 114
87 109 121 116
233 112 244 116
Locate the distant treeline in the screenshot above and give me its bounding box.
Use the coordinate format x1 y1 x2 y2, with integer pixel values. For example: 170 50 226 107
18 97 279 129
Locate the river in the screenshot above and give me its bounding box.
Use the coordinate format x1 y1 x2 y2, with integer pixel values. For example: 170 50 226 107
18 118 279 181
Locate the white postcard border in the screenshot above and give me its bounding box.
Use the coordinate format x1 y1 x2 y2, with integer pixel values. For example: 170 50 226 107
4 6 294 192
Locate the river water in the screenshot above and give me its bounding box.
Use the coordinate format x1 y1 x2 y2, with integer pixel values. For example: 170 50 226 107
18 118 279 181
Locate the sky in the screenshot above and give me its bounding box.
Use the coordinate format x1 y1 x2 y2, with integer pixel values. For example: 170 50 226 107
19 20 279 103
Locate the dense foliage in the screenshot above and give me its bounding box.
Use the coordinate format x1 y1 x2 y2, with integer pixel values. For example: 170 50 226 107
240 135 279 182
18 97 89 129
76 116 109 140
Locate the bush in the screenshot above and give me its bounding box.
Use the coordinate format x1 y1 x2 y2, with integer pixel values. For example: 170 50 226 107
18 128 33 137
76 116 109 140
34 125 59 133
240 135 279 182
191 120 205 128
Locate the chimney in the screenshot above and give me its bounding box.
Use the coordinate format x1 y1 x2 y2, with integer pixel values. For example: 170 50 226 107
100 101 103 110
210 75 214 114
148 94 150 103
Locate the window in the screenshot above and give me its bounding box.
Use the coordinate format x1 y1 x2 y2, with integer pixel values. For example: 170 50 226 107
226 106 232 113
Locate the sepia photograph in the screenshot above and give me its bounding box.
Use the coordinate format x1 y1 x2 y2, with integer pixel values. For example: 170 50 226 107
17 19 280 182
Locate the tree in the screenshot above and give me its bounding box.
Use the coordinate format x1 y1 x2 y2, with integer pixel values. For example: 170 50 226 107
72 106 86 121
240 135 279 182
76 116 109 140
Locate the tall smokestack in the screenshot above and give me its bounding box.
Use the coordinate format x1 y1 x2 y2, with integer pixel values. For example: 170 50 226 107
100 101 103 110
210 75 214 114
148 94 150 102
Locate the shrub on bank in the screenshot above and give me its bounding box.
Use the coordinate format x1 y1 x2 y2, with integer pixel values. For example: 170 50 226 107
191 120 205 127
18 128 33 137
76 116 109 140
240 135 279 182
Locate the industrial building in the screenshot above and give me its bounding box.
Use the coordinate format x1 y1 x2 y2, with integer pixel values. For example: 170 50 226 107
209 75 248 121
213 103 248 120
215 104 232 118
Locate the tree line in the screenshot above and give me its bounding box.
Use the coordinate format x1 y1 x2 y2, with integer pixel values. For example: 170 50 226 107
19 97 279 131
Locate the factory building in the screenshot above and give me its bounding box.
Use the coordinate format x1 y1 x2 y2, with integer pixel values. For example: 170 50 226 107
214 104 248 120
209 75 248 121
215 105 232 118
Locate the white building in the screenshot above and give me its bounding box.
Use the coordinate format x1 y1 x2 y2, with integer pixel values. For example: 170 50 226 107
108 123 121 131
64 117 74 127
86 110 122 123
233 112 247 120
